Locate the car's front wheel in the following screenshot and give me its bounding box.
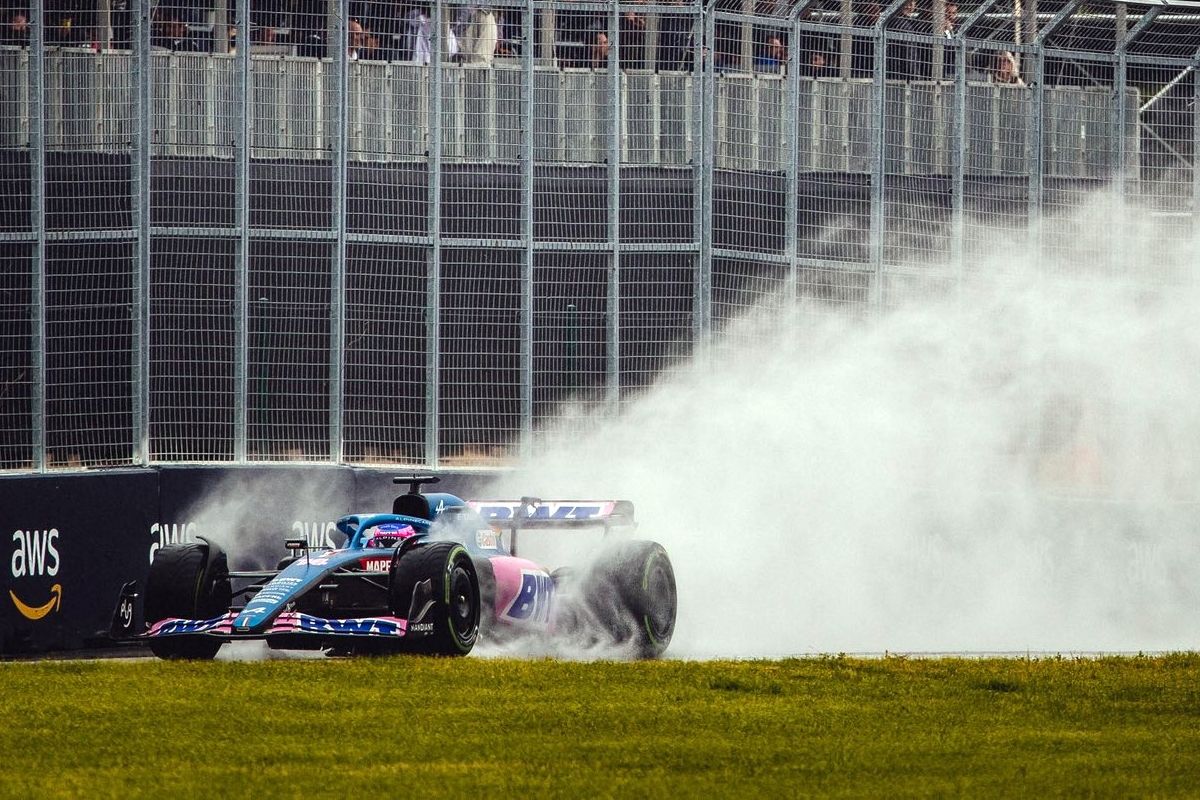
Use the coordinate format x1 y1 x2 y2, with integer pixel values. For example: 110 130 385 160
389 542 481 656
143 539 231 660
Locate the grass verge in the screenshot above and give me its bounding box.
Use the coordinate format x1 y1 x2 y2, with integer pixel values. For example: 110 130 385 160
2 654 1198 797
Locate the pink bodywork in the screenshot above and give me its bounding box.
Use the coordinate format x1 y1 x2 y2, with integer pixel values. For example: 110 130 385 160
488 556 555 627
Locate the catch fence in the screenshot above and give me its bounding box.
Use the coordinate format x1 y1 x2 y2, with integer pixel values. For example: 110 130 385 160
0 0 1196 470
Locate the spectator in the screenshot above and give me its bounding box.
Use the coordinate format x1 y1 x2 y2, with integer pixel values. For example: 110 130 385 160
887 0 928 80
458 5 498 65
797 10 836 77
1 11 29 47
348 18 365 60
556 4 601 68
251 23 278 46
589 30 609 69
937 1 958 78
494 10 521 58
620 4 647 69
43 2 87 45
153 11 204 52
754 33 785 74
370 1 406 61
406 7 457 64
657 9 692 72
941 1 959 37
292 1 327 58
992 50 1025 86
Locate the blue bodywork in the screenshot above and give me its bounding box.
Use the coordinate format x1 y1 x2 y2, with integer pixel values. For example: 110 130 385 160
145 493 484 641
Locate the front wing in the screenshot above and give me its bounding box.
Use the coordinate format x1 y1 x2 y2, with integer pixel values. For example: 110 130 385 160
144 611 415 641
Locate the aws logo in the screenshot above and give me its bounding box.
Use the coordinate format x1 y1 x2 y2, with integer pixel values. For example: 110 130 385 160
10 529 63 621
149 521 199 563
292 520 340 549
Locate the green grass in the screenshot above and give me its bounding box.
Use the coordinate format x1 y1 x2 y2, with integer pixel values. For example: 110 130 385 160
2 654 1199 798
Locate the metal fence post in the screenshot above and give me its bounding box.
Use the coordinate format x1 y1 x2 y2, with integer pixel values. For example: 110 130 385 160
784 4 805 305
1194 54 1200 264
1113 43 1129 274
30 0 45 472
950 18 968 290
606 1 622 411
520 0 535 456
330 6 348 462
1029 43 1044 266
132 0 151 465
695 1 714 350
1028 3 1080 272
233 0 250 461
870 1 907 309
426 0 444 468
953 0 1002 292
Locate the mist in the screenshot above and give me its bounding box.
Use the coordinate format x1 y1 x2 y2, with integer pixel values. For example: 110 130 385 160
488 200 1200 656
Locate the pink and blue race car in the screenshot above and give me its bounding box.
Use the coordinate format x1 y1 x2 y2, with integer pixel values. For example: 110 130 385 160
112 477 677 660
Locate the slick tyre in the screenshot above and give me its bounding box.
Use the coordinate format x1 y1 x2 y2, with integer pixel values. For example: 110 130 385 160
587 541 677 659
144 540 232 660
389 542 480 656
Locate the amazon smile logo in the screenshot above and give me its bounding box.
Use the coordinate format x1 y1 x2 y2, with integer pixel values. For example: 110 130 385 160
10 528 64 621
10 584 62 620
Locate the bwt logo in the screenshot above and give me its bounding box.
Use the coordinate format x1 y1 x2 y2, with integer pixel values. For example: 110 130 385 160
505 570 555 624
149 522 199 563
298 616 401 636
292 520 339 549
11 529 60 578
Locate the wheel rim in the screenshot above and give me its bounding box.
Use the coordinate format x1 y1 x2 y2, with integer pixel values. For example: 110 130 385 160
448 564 477 641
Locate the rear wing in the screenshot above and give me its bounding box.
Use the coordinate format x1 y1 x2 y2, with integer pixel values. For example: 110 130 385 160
466 498 635 556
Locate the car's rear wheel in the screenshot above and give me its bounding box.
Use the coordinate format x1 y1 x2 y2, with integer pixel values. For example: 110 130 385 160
144 540 231 660
389 542 480 656
585 541 677 659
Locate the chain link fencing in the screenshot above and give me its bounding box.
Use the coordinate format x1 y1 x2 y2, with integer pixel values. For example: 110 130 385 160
0 0 1196 471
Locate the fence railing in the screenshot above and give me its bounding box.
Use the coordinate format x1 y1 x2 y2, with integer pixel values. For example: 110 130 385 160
0 46 1137 177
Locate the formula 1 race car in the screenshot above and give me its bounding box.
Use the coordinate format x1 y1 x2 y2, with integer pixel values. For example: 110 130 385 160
110 477 676 660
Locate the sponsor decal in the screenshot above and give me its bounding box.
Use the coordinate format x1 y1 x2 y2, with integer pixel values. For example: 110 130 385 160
359 558 391 572
149 521 198 563
408 622 434 634
147 612 236 637
244 576 303 612
11 529 60 578
504 569 555 623
292 520 340 549
149 520 338 564
471 502 612 522
475 530 499 550
10 583 62 621
10 528 63 621
269 612 407 637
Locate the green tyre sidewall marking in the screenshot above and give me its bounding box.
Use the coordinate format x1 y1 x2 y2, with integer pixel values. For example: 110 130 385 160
443 544 473 654
641 548 663 647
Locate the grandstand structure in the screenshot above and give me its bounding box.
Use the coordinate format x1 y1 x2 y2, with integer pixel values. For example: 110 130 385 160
0 0 1196 470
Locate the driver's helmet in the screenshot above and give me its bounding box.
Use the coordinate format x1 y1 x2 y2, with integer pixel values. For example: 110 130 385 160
364 523 417 547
